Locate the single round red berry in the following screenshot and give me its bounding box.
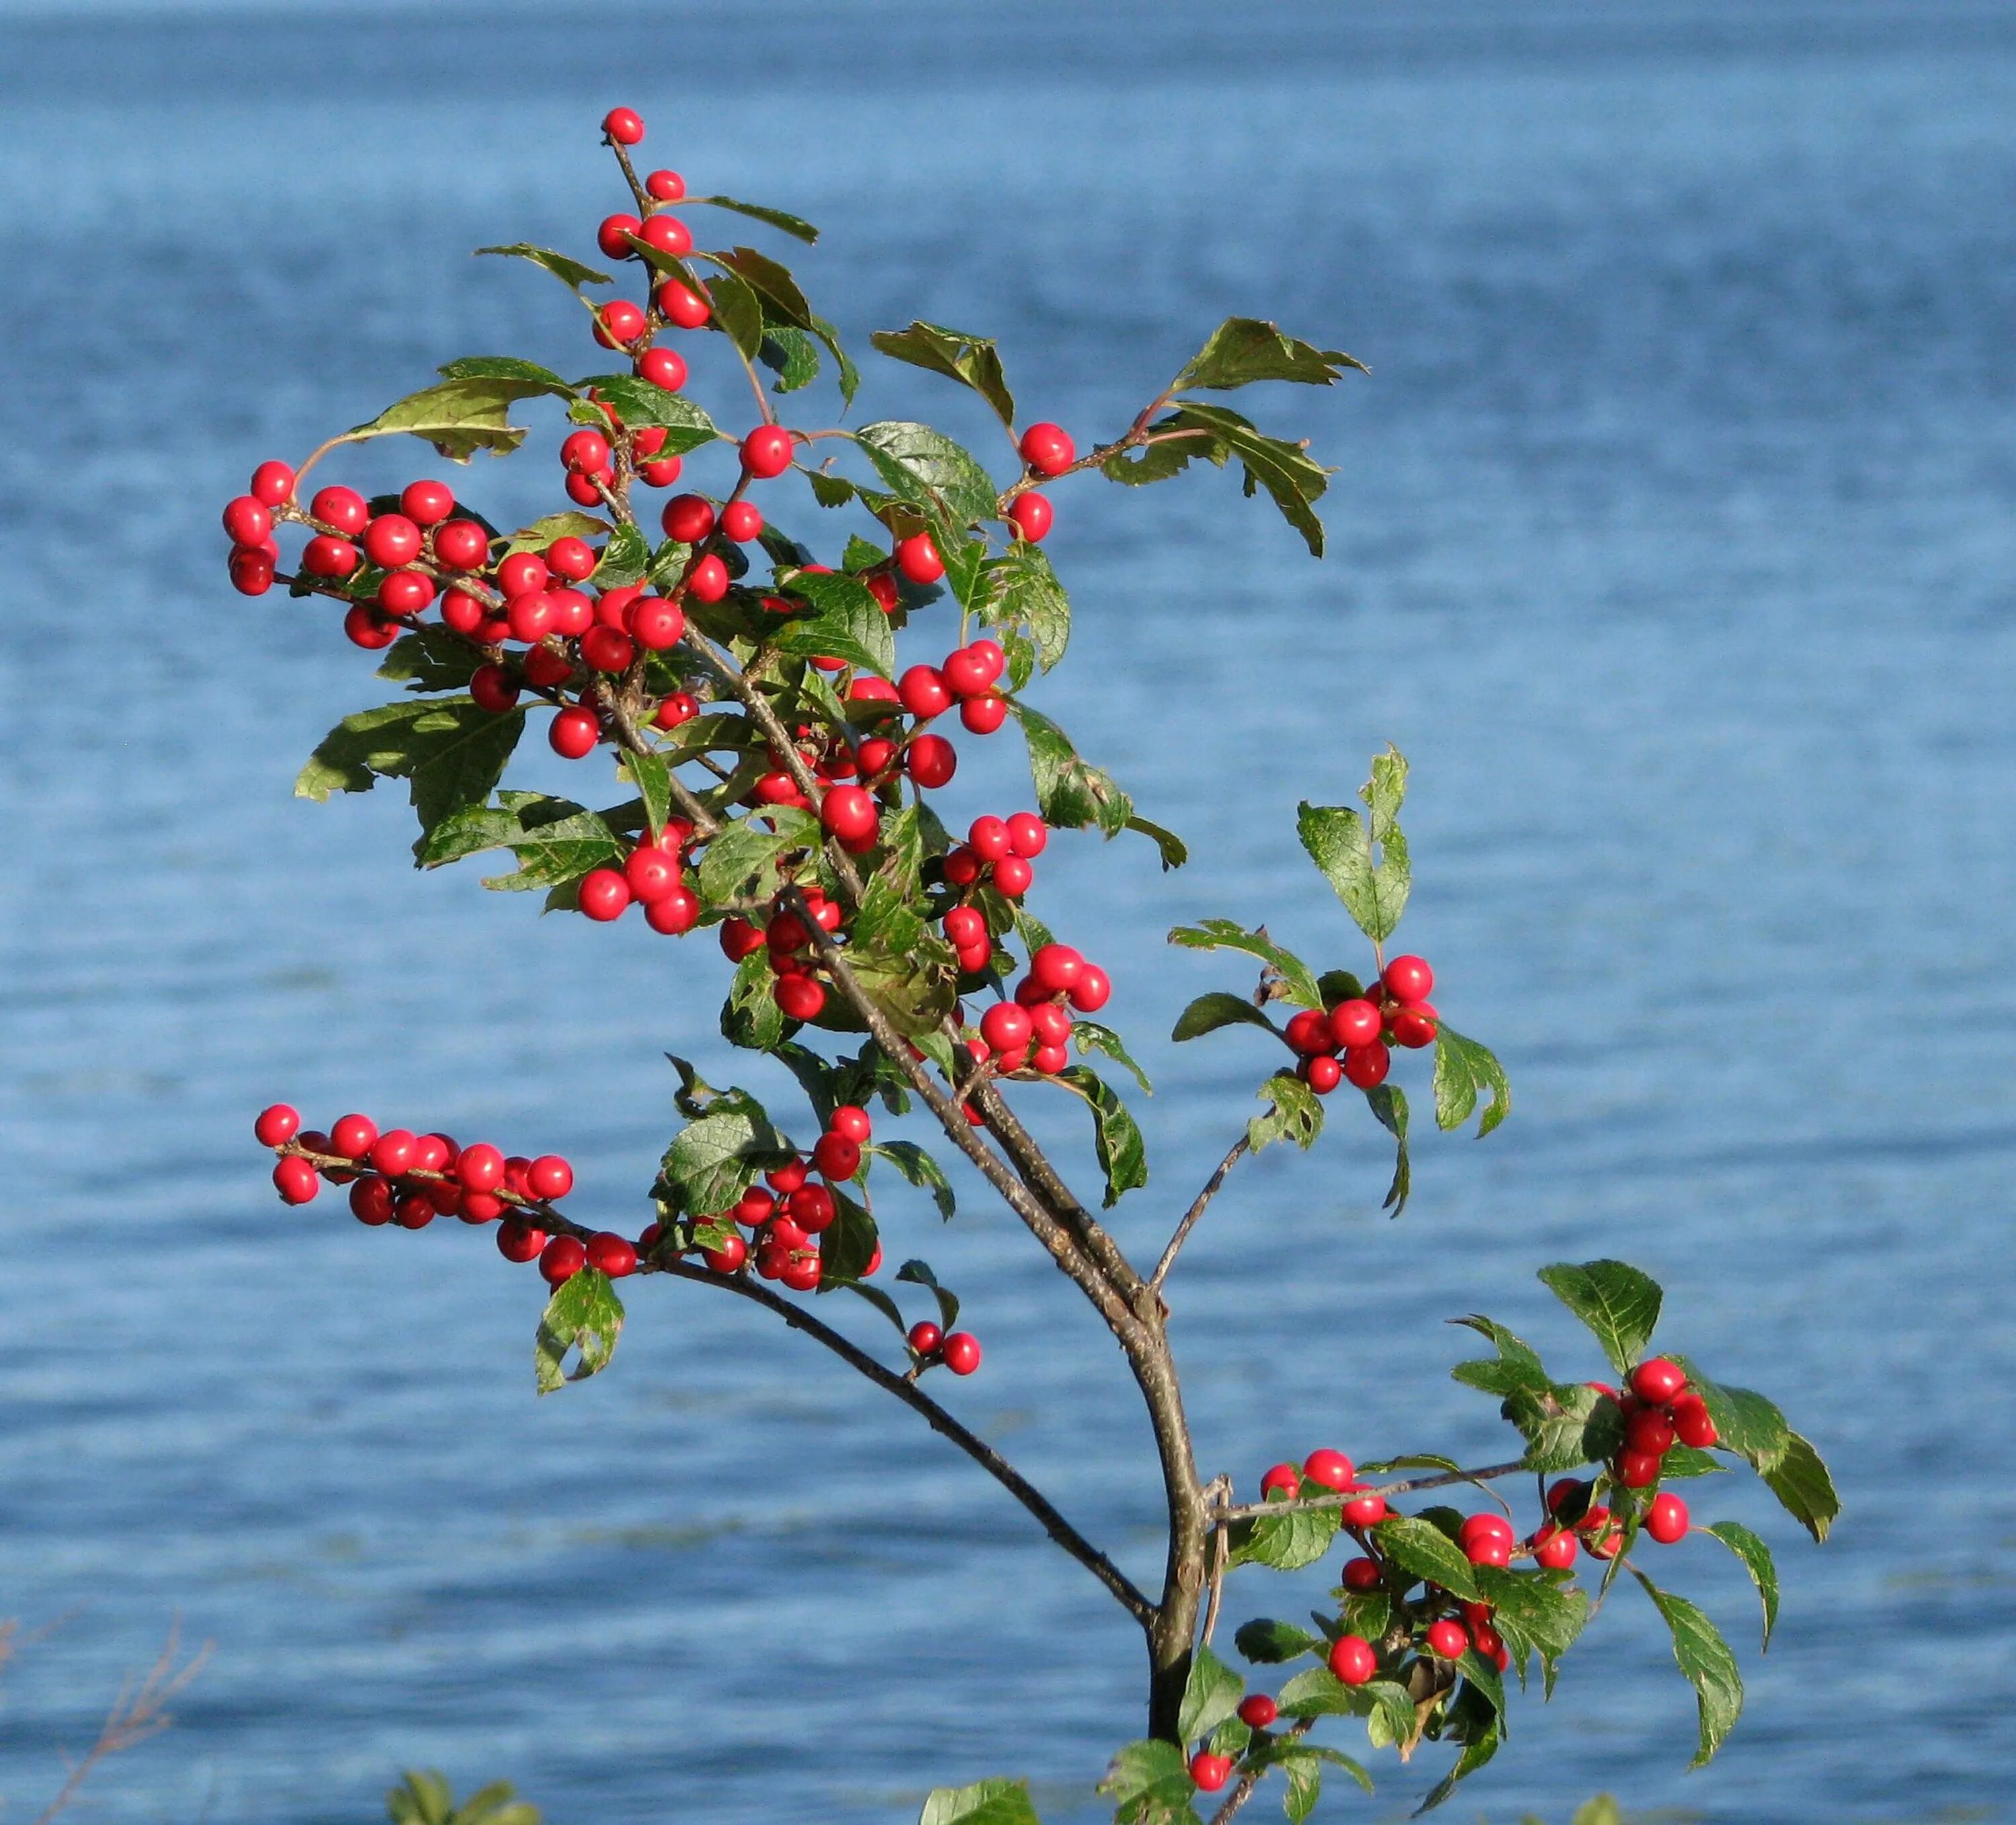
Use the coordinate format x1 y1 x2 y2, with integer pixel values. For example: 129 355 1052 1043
376 570 434 616
540 1234 589 1285
687 553 729 602
645 169 685 201
1018 422 1075 476
561 429 612 475
310 485 368 534
1030 943 1084 995
550 707 600 759
254 1103 301 1148
347 1176 393 1226
1627 1408 1677 1455
587 1231 637 1277
1007 491 1052 541
1532 1524 1579 1570
992 853 1033 898
1285 1009 1334 1056
228 549 275 595
1329 1633 1378 1685
1341 1043 1390 1089
1302 1054 1343 1093
1426 1619 1470 1660
1259 1462 1301 1499
644 887 700 935
603 106 644 144
1618 1449 1662 1489
1631 1357 1688 1404
1341 1557 1382 1592
581 626 635 673
1237 1694 1277 1730
596 300 646 347
368 1128 417 1176
1670 1393 1718 1449
579 868 631 921
907 734 958 788
811 1132 861 1181
1390 1005 1438 1048
943 906 986 948
1465 1534 1513 1568
702 1232 747 1273
1383 955 1433 1003
1188 1753 1231 1794
657 279 710 327
896 533 944 584
401 478 454 525
221 495 271 546
342 605 398 650
907 1321 943 1357
980 1003 1033 1058
1646 1492 1689 1544
943 640 1005 697
300 534 358 579
470 665 521 714
942 1332 982 1375
433 519 489 569
1342 1490 1387 1527
1005 812 1048 857
363 513 421 569
1302 1448 1353 1491
1459 1512 1515 1547
638 344 687 390
527 1155 573 1200
331 1113 378 1160
456 1144 506 1192
821 784 878 845
630 596 686 650
898 665 952 718
1068 965 1111 1013
741 425 796 479
1329 999 1382 1048
274 1155 321 1204
499 554 550 599
624 845 681 904
775 974 827 1021
249 460 294 506
788 1185 836 1233
828 1106 873 1146
780 1250 823 1292
719 499 763 542
497 1219 546 1263
638 213 691 257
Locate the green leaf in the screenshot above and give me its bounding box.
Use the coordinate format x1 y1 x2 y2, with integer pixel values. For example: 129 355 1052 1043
1431 1024 1511 1137
346 375 562 463
1012 703 1134 837
437 354 575 393
917 1781 1038 1825
1366 1082 1412 1215
476 242 612 292
818 1188 878 1286
1098 1740 1200 1825
759 327 821 393
1414 1726 1499 1815
1704 1521 1779 1649
1109 402 1332 555
872 1141 956 1220
1054 1066 1148 1207
417 790 586 868
595 521 650 587
619 750 675 841
1450 1314 1554 1398
1536 1260 1663 1377
480 808 624 890
297 697 524 839
1669 1359 1794 1473
572 374 724 450
1471 1565 1589 1661
377 625 481 694
661 1106 794 1218
845 941 961 1038
895 1257 960 1331
704 267 766 361
1274 1669 1413 1750
1171 991 1278 1044
387 1771 456 1825
1570 1801 1625 1825
1126 815 1189 870
534 1267 624 1394
1071 1021 1152 1094
689 194 821 243
1233 1619 1322 1664
503 510 609 556
976 541 1069 669
721 949 787 1051
696 816 798 905
853 420 999 527
1248 1072 1325 1154
1167 920 1324 1011
768 568 896 677
707 245 816 328
1179 1642 1245 1744
811 314 861 408
871 320 1016 427
1228 1503 1339 1572
1759 1429 1840 1543
1371 1514 1480 1602
1177 316 1368 390
1630 1570 1744 1767
1296 749 1410 943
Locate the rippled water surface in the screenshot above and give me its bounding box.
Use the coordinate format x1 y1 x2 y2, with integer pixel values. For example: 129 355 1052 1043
1 3 2013 1820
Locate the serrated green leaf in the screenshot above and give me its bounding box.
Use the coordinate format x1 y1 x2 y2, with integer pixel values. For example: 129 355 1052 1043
894 1257 960 1331
1759 1429 1840 1543
595 520 650 587
618 750 674 841
917 1780 1038 1825
1669 1359 1794 1473
503 510 609 556
1070 1020 1151 1094
853 420 999 527
661 1106 794 1218
1431 1024 1511 1137
1371 1514 1479 1601
1296 749 1411 943
818 1187 878 1286
1228 1503 1339 1572
759 326 821 393
1011 702 1134 837
696 817 797 905
480 808 624 890
871 320 1015 427
1249 1072 1325 1154
707 245 816 328
721 949 787 1051
1630 1570 1744 1767
1537 1260 1663 1377
1704 1521 1779 1649
1054 1066 1148 1207
297 696 524 839
346 375 560 463
1471 1565 1589 1660
1450 1314 1554 1397
377 625 482 695
845 940 961 1038
437 354 575 393
976 540 1069 669
769 568 896 677
1179 1643 1244 1744
1366 1081 1411 1215
689 194 820 244
872 1142 956 1220
573 374 724 450
534 1268 624 1394
810 313 860 408
1167 920 1323 1011
476 242 611 292
704 266 765 361
1171 991 1278 1044
1177 316 1368 390
1099 1739 1200 1825
1233 1619 1322 1664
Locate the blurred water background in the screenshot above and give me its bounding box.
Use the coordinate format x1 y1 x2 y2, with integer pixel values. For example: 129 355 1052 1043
1 1 2012 1820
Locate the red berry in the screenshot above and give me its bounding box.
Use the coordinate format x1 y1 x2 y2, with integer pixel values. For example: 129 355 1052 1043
1646 1492 1689 1544
1302 1054 1343 1093
254 1103 301 1148
657 279 710 327
829 1105 873 1144
630 596 686 650
1006 491 1052 541
1383 955 1433 1003
1030 943 1084 995
587 1231 637 1277
497 1220 546 1263
624 845 681 903
368 1128 417 1176
561 429 612 475
301 534 358 579
602 106 644 145
499 553 551 598
581 626 634 673
1300 1449 1351 1491
780 1250 823 1292
702 1232 747 1273
393 478 450 525
687 553 730 603
1631 1357 1688 1404
942 640 1005 697
1627 1408 1677 1455
1533 1524 1579 1570
1618 1449 1662 1489
1671 1393 1718 1449
1341 1044 1390 1089
527 1155 573 1200
596 300 646 347
273 1155 321 1204
811 1132 860 1181
637 212 691 256
342 605 398 650
775 974 826 1021
348 1177 394 1226
456 1144 505 1192
942 1332 982 1375
362 513 421 569
1236 1693 1277 1730
821 784 878 845
898 665 952 718
376 570 435 616
540 1234 588 1285
653 689 700 728
1005 812 1048 858
310 485 368 534
980 1002 1033 1058
249 460 294 507
228 549 275 595
1259 1463 1301 1500
645 169 685 201
1426 1619 1470 1660
644 887 700 935
1285 1009 1334 1056
434 519 489 570
1465 1534 1512 1568
660 496 714 548
908 1321 943 1357
548 705 601 760
895 533 943 584
1342 1490 1387 1527
1188 1753 1231 1794
470 665 521 714
720 917 764 962
597 212 643 259
331 1113 378 1160
546 536 596 582
222 495 270 546
992 854 1034 898
1329 1633 1378 1685
1018 422 1075 476
943 906 986 948
1459 1513 1515 1547
1329 999 1382 1048
579 867 631 921
720 499 763 542
907 734 958 788
1341 1556 1382 1592
959 694 1007 735
1390 1005 1438 1049
741 426 796 479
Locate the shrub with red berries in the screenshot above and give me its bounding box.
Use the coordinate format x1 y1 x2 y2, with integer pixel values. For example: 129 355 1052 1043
230 108 1837 1825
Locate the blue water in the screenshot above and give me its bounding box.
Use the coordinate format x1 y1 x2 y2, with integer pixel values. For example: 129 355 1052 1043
1 3 2013 1820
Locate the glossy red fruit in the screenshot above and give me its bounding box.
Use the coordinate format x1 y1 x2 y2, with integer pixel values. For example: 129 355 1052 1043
958 693 1005 735
526 1155 573 1201
1390 1005 1439 1048
1631 1357 1688 1404
1018 422 1075 476
347 1176 392 1226
979 1003 1033 1058
254 1103 301 1148
654 690 700 728
700 1231 747 1273
1383 955 1433 1003
827 1105 872 1146
779 1249 822 1292
1259 1462 1301 1500
637 210 692 255
992 854 1033 898
1003 812 1048 858
1640 1491 1689 1544
944 640 1005 695
645 169 685 201
456 1144 505 1193
1627 1408 1677 1455
341 605 397 650
662 495 714 546
603 106 644 144
623 845 680 904
720 499 763 542
540 1234 588 1285
361 513 420 569
1285 1009 1334 1056
1532 1523 1579 1570
579 867 631 922
741 425 796 478
1670 1392 1718 1449
895 533 944 584
1465 1534 1513 1568
585 1232 637 1277
686 553 729 603
550 708 600 760
625 596 683 651
1301 1053 1343 1093
1341 1044 1390 1089
470 665 521 714
1328 999 1382 1048
579 626 632 674
1426 1619 1470 1660
643 887 700 935
1188 1753 1232 1794
775 974 826 1021
907 1320 943 1357
596 300 646 348
300 534 357 579
222 495 271 546
1236 1693 1277 1730
720 917 764 963
657 278 710 325
434 519 489 570
331 1113 378 1160
376 570 435 616
1302 1448 1354 1491
942 1332 982 1375
809 1134 859 1183
1618 1449 1663 1489
497 1220 546 1262
943 906 986 947
1030 944 1085 995
1329 1634 1378 1685
274 1155 321 1204
1007 491 1052 541
368 1128 417 1176
250 460 294 506
821 784 878 845
1341 1556 1382 1592
228 548 275 595
1460 1513 1515 1546
1342 1490 1388 1527
310 484 368 534
1068 966 1111 1013
545 535 595 583
907 734 958 788
597 211 643 259
898 665 952 718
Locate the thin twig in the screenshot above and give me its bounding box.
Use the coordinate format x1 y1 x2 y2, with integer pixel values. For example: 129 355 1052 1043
1208 1717 1314 1825
32 1622 210 1825
1199 1475 1233 1648
1211 1459 1530 1525
1150 1133 1251 1292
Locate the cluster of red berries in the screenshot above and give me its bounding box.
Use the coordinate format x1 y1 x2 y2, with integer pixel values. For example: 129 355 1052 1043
940 806 1048 909
1283 953 1439 1093
716 883 847 1022
968 944 1113 1078
666 1123 870 1293
575 820 700 931
1591 1353 1717 1488
254 1102 633 1287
